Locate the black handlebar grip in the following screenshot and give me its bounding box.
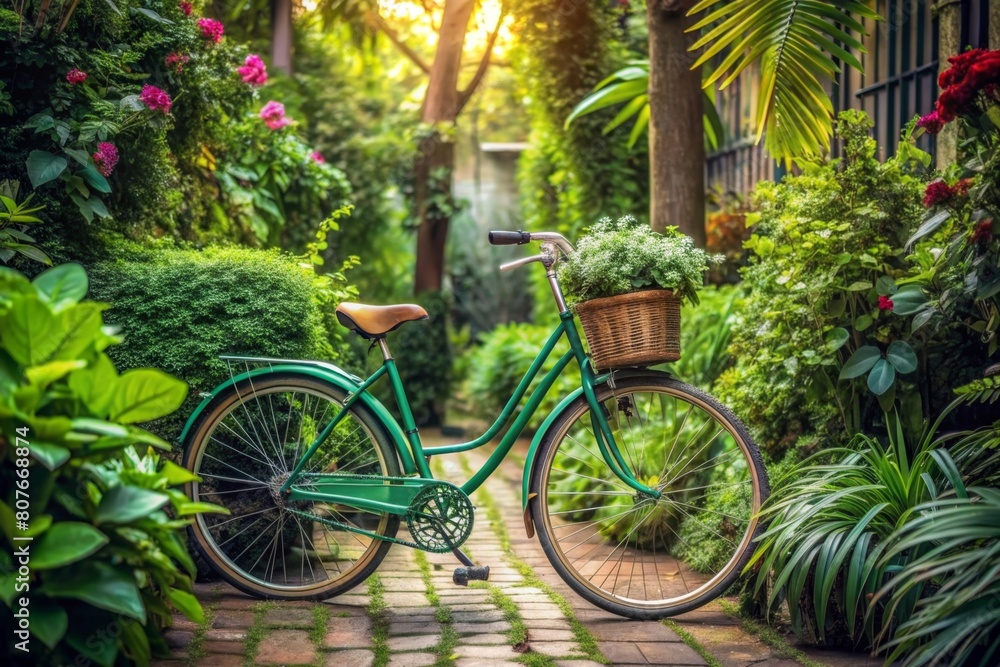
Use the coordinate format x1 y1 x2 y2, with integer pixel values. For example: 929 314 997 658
489 230 532 245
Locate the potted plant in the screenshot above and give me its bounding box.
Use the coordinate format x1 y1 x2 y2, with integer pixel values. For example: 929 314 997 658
559 214 715 370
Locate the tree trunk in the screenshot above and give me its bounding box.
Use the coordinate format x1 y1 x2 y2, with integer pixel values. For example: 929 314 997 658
413 0 476 295
647 0 706 245
271 0 293 75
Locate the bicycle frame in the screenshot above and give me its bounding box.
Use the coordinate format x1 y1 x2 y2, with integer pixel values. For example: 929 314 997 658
271 309 661 515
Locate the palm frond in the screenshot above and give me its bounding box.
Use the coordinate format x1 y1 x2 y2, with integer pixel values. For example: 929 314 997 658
565 60 724 151
687 0 880 163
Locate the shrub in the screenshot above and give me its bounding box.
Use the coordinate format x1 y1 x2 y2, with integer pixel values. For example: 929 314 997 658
0 264 223 665
465 322 581 433
88 244 358 440
715 111 932 460
388 292 452 427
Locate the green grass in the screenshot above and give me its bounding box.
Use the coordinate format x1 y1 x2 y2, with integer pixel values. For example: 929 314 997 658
184 599 217 666
458 455 608 665
414 549 459 666
366 575 391 667
472 582 528 647
309 604 332 648
718 600 828 667
663 620 723 667
243 600 276 666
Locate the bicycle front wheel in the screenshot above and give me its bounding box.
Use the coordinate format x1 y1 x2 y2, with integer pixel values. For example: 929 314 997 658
530 373 768 619
183 373 400 601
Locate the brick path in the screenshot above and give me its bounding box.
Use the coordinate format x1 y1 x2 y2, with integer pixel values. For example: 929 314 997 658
155 432 873 667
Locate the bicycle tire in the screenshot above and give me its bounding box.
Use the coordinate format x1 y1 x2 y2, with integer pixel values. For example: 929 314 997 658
529 372 769 619
183 373 400 601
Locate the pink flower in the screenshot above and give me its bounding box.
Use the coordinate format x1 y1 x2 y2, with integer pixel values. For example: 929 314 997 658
916 111 945 134
259 100 292 130
66 69 87 85
877 296 894 312
310 151 325 163
139 84 173 114
179 1 192 15
237 54 268 86
166 52 190 72
197 18 224 44
971 218 993 246
92 142 119 177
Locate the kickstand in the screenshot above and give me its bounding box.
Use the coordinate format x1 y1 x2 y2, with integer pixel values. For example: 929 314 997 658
451 548 490 586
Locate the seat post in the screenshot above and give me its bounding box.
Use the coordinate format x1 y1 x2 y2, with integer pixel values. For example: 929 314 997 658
376 337 393 360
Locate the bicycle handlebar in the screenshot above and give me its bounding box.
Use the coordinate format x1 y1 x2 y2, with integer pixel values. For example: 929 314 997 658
488 230 575 257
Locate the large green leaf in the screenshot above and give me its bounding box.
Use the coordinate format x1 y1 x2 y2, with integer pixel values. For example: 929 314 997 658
108 368 188 423
26 150 68 188
886 340 917 374
33 262 88 309
30 601 68 649
0 294 62 366
687 0 879 162
839 345 880 380
33 522 108 569
95 485 169 525
41 560 145 622
68 353 119 415
166 587 204 623
867 358 896 396
29 442 70 471
891 284 928 316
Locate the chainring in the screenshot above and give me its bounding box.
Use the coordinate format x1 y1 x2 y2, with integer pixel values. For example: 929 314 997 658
405 482 475 553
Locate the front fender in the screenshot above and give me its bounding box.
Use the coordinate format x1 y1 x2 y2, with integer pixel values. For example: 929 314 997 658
519 369 673 536
177 358 417 474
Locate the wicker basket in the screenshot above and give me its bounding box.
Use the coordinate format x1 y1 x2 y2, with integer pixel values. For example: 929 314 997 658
575 289 682 371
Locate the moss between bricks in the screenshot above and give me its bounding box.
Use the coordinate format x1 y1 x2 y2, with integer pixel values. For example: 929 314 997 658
717 600 829 667
458 455 609 665
662 620 723 667
185 599 218 666
366 575 391 667
413 549 459 666
243 600 276 666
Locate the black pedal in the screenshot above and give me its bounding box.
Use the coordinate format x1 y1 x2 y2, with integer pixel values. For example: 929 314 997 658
453 565 490 586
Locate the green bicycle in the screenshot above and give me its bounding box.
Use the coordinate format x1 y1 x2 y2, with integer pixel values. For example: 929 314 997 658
181 230 769 619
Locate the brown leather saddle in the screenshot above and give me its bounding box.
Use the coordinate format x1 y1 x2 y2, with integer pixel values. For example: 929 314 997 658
335 302 429 339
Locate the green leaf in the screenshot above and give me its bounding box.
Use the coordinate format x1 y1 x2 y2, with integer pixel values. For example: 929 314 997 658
26 150 68 188
29 442 71 470
886 340 917 374
25 360 85 388
875 275 897 296
854 314 873 332
108 368 187 423
824 327 849 352
160 459 200 485
95 486 169 525
891 284 927 316
839 345 881 380
166 588 204 623
906 209 951 248
41 560 145 622
867 358 896 396
911 306 935 333
30 602 68 649
845 281 872 291
33 262 89 309
33 522 108 569
79 164 112 194
68 353 119 415
0 294 61 366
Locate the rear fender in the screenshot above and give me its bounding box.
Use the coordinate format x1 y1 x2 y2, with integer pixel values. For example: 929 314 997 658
177 359 417 474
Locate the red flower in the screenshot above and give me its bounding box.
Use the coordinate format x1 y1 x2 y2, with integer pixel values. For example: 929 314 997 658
939 49 985 88
923 180 955 207
92 142 119 177
971 218 994 246
139 84 173 114
179 1 192 15
954 177 975 196
237 54 268 86
66 68 87 85
166 52 190 72
197 18 224 44
916 111 945 134
310 151 325 163
877 296 894 312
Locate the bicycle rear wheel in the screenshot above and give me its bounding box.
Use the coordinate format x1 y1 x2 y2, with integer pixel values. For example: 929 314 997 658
183 374 400 600
530 372 768 619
